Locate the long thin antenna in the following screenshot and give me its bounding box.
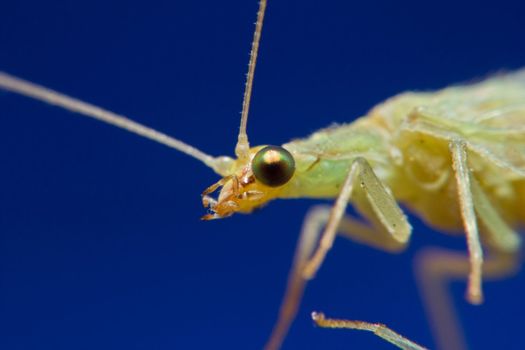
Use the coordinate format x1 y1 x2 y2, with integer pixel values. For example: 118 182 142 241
235 0 267 160
0 72 231 174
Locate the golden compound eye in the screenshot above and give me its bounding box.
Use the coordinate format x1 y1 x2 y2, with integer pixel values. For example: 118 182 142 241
252 146 295 187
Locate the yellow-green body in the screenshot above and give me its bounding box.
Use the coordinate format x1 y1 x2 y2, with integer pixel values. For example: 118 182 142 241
278 71 525 236
2 63 524 350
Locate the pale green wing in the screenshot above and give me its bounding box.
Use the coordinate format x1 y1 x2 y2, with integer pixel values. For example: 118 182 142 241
418 70 525 177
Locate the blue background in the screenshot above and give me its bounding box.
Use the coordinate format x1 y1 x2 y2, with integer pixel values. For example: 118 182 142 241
1 0 524 349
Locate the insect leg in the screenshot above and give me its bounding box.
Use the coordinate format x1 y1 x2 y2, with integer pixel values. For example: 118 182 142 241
311 311 429 350
264 157 413 350
302 157 412 279
470 177 521 253
417 143 521 350
415 248 519 350
450 139 484 304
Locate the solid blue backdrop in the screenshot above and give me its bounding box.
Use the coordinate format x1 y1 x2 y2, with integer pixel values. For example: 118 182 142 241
1 1 524 349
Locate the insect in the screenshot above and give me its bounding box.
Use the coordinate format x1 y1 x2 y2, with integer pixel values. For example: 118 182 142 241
1 0 524 350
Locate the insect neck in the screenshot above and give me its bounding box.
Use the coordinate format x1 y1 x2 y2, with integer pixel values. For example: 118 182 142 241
279 117 397 199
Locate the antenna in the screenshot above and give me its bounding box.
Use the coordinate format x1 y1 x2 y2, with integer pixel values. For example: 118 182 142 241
235 0 267 161
0 72 233 175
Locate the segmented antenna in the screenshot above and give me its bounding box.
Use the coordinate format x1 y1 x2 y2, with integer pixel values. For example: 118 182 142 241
235 0 267 161
0 72 233 175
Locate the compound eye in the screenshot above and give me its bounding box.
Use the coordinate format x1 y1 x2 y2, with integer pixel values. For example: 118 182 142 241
251 146 295 187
